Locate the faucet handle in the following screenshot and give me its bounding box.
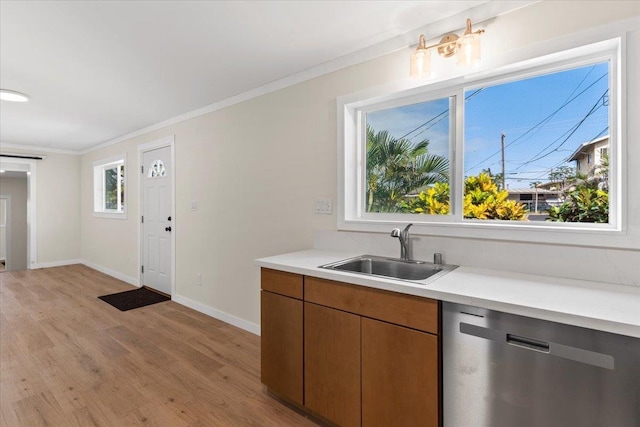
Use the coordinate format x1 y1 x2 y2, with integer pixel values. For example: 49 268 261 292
390 228 401 237
434 253 443 265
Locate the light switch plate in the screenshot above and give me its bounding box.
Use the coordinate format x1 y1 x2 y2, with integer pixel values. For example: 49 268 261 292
190 200 197 211
314 198 332 215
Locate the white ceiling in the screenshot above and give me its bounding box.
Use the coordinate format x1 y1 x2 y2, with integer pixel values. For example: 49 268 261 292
0 0 524 153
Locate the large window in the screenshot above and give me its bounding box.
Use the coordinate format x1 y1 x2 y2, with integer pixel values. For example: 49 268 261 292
93 155 126 218
339 38 624 247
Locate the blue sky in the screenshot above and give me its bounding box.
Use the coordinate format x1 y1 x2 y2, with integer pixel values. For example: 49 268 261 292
366 61 609 188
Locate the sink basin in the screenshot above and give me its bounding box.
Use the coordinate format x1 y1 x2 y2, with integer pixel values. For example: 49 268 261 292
320 255 457 283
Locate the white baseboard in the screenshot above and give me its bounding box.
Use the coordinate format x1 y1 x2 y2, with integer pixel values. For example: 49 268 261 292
172 294 260 336
80 260 140 287
32 259 82 269
36 259 259 336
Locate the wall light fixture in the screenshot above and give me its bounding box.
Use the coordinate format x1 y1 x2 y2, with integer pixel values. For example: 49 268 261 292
410 18 484 79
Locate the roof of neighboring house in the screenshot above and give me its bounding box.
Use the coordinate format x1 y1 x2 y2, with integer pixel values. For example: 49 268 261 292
568 135 609 162
536 181 563 190
507 188 561 194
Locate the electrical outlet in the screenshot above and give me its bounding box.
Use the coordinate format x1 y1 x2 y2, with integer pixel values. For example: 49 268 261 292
314 198 332 215
196 273 202 286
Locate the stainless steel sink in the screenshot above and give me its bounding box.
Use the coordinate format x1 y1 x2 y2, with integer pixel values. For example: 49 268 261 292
319 255 457 283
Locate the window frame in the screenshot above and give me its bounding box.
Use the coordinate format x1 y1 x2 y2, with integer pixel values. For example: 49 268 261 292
93 154 127 219
358 89 458 222
337 36 630 249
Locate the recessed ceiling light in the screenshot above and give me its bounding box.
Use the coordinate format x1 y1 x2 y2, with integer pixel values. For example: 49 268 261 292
0 89 29 102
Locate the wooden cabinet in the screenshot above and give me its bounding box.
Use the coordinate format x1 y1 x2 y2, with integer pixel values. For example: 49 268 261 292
305 302 361 427
260 268 440 426
260 269 304 405
362 318 439 427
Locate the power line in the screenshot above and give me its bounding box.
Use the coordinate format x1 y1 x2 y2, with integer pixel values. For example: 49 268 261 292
464 72 607 173
527 126 610 181
397 89 485 141
514 89 608 167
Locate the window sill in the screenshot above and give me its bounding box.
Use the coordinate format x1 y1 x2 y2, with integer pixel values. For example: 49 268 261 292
338 217 636 250
93 211 127 220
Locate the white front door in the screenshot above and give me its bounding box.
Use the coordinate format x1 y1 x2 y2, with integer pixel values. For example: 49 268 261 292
142 146 172 295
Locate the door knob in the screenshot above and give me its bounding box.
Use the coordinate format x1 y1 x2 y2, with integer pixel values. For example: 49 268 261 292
165 226 172 232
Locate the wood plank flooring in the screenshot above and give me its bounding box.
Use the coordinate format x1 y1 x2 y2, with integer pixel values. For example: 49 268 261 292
0 265 319 426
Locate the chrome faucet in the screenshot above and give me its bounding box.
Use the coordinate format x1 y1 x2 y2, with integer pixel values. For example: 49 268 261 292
391 223 413 261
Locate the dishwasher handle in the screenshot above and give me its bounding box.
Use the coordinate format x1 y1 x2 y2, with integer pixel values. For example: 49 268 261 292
459 322 615 370
507 333 550 353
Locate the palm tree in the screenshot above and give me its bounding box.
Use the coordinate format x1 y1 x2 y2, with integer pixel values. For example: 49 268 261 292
366 126 449 212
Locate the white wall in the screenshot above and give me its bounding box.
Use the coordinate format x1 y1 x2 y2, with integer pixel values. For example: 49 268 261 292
36 152 82 265
81 145 139 280
0 176 28 270
79 1 640 329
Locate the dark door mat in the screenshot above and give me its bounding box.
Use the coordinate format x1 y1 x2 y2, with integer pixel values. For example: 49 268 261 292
98 287 170 311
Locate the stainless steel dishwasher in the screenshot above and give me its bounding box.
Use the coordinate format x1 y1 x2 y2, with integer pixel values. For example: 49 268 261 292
443 302 640 427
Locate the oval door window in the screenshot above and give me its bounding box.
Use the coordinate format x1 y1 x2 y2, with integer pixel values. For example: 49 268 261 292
148 160 166 178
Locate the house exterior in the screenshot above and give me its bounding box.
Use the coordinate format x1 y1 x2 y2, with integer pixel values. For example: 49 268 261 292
568 136 609 175
507 188 562 219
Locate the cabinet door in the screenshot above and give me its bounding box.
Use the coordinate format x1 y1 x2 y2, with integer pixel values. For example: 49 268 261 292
261 290 303 405
304 302 361 427
362 318 439 427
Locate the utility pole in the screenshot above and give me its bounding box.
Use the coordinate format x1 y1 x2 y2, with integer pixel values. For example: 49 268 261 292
501 132 506 190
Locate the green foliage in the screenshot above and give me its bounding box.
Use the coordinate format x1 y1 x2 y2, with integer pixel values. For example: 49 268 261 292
548 165 576 184
547 186 609 223
463 173 527 220
105 168 118 210
399 182 450 215
400 173 528 220
366 126 449 212
480 168 504 190
547 156 609 223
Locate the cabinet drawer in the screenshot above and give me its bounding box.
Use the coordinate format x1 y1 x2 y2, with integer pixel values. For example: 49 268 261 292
261 268 303 299
305 276 438 334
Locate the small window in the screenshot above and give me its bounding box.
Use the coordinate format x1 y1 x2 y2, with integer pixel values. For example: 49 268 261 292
148 159 166 178
93 155 126 218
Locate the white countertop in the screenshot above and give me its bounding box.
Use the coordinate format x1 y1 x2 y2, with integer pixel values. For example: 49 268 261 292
255 249 640 339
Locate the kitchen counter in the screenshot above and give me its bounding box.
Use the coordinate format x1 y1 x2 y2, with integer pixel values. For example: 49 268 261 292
256 249 640 338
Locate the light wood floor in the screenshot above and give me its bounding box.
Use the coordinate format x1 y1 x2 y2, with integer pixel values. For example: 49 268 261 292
0 265 319 426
